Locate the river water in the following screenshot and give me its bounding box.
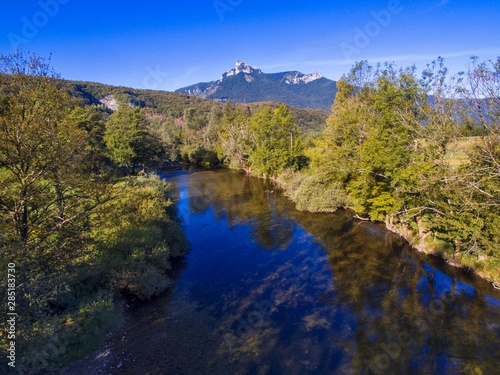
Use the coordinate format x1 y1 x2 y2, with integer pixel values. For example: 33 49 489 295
104 169 500 375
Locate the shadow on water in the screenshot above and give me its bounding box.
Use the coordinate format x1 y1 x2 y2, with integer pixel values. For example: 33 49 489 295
106 169 500 375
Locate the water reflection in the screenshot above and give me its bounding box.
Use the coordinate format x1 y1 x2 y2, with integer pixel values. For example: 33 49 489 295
288 208 500 374
108 170 499 375
186 170 295 250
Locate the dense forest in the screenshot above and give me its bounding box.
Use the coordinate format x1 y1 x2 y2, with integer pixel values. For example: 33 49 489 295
0 50 499 372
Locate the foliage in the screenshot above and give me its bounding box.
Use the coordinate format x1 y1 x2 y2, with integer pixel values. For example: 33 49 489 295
104 106 164 169
0 51 189 373
247 105 299 177
0 173 188 372
2 49 500 374
91 175 188 299
278 169 351 212
0 51 113 252
278 57 500 281
432 129 500 259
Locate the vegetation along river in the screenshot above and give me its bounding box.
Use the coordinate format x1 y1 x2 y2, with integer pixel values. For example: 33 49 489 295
88 169 500 375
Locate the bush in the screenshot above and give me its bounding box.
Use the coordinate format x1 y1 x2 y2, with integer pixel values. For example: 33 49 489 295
278 169 351 212
14 289 121 373
91 175 188 299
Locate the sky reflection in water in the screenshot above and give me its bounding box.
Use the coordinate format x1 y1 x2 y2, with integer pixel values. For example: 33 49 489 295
115 170 500 375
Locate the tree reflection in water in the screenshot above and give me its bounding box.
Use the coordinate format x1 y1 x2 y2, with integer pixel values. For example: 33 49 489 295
111 170 500 375
187 170 295 250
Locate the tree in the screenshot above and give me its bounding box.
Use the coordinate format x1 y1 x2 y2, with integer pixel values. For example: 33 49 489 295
69 105 111 171
248 105 300 177
218 102 252 169
431 57 500 259
311 77 375 184
104 106 163 170
0 51 98 245
147 113 182 162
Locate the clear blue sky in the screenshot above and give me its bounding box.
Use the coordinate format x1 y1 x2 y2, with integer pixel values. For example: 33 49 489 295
1 0 499 91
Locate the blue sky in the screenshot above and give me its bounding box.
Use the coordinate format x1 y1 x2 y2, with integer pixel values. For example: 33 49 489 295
1 0 499 91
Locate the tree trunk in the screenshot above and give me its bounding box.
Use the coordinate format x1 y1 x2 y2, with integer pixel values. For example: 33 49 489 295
416 214 426 238
18 187 29 242
55 182 65 223
20 201 28 242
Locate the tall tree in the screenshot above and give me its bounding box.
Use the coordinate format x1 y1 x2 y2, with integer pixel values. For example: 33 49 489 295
248 105 300 177
432 57 500 258
104 106 163 170
0 51 96 245
218 102 252 169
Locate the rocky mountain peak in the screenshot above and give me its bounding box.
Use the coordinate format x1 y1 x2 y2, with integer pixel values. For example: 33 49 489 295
282 71 323 85
176 62 337 111
221 61 262 80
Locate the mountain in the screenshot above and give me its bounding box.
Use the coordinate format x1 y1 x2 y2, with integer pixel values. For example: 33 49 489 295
176 61 337 111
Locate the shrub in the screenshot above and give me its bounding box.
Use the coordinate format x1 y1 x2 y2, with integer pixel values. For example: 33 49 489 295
91 175 188 299
278 169 351 212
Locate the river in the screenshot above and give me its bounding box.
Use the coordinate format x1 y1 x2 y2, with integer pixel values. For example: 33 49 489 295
76 169 500 375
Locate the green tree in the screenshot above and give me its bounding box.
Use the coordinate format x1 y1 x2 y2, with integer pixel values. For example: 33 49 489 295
312 62 445 226
310 77 374 184
0 51 100 245
104 106 143 169
147 113 182 162
248 105 300 177
104 106 163 170
218 102 252 169
431 57 500 264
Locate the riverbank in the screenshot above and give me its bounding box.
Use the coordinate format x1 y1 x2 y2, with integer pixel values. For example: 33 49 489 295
383 220 500 288
166 164 500 287
2 175 190 374
270 170 500 287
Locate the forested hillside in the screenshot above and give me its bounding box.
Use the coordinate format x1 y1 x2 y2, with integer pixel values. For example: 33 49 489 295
58 78 329 132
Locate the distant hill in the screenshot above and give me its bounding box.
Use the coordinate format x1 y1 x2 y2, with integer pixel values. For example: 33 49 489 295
49 77 328 133
57 78 215 117
176 61 337 111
